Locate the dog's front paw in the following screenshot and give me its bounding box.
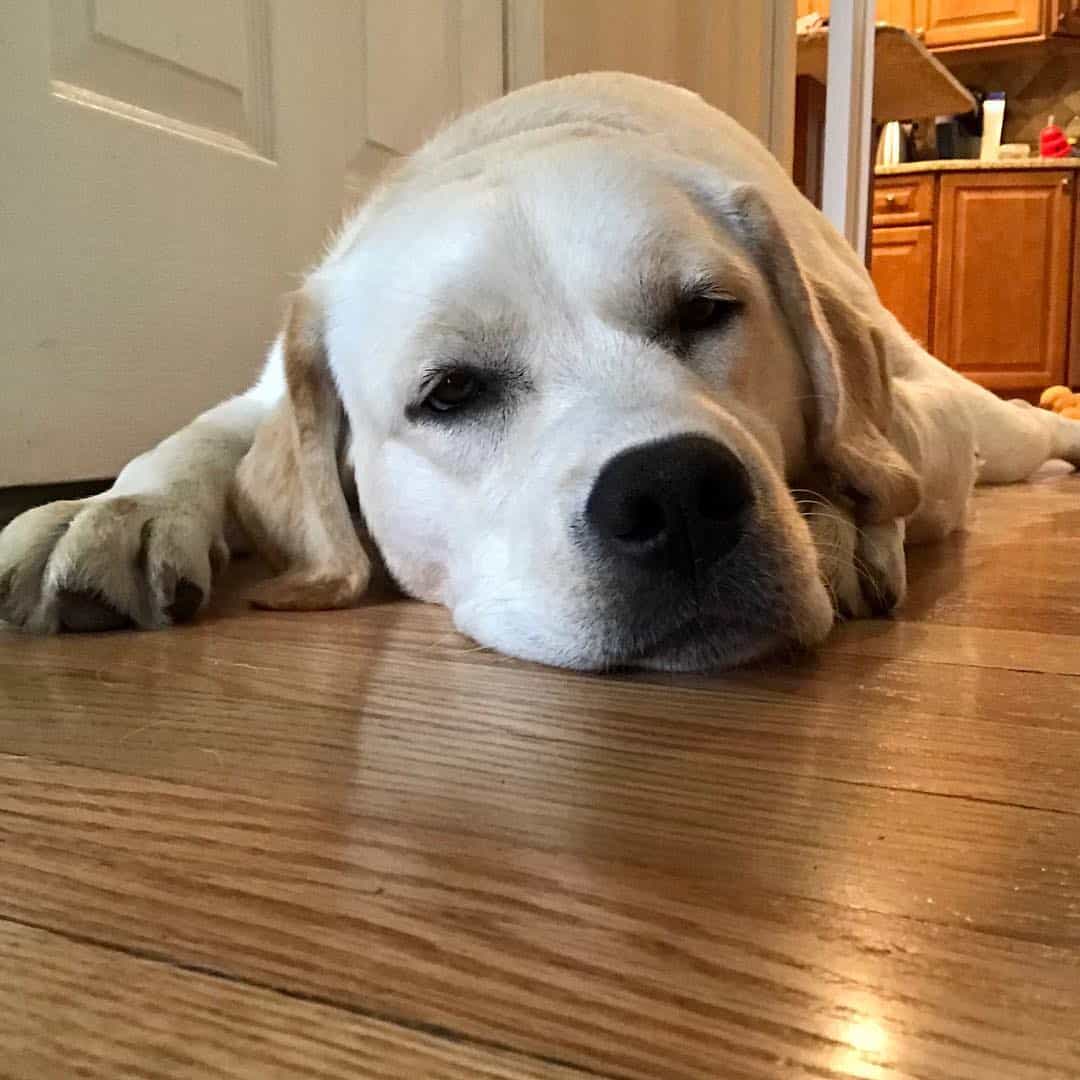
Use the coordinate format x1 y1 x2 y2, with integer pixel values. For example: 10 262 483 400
803 496 907 621
854 519 907 616
0 495 228 634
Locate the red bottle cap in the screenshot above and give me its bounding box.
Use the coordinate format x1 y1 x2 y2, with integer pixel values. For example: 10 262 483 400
1040 123 1070 158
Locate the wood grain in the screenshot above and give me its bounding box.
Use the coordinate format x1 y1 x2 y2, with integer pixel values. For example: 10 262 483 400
1 474 1080 1078
0 920 590 1080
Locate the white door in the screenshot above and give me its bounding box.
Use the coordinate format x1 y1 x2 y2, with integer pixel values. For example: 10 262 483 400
1 1 791 487
0 1 504 486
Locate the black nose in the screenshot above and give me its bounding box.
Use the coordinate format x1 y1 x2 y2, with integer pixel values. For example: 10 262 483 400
585 435 753 574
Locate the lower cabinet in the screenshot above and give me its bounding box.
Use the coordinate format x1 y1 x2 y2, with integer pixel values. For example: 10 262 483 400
871 224 934 346
870 168 1077 394
932 171 1073 393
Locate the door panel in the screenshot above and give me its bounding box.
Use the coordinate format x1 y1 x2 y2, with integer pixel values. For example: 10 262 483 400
871 225 934 346
346 0 503 210
923 0 1042 47
0 2 504 485
933 171 1073 391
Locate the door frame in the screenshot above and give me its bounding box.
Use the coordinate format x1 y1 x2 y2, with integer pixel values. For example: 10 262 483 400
821 0 877 256
504 0 798 170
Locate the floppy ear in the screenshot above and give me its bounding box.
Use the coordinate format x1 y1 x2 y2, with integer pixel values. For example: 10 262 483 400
714 185 921 525
231 290 370 610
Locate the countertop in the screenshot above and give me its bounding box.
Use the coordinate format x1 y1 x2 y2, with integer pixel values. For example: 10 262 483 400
877 157 1080 175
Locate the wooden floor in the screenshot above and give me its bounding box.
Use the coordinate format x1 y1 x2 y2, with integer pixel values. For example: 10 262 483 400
2 471 1079 1080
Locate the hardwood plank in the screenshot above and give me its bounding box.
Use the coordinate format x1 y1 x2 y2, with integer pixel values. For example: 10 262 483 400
2 614 1078 815
901 468 1080 632
0 755 1077 1080
832 619 1080 677
0 919 592 1080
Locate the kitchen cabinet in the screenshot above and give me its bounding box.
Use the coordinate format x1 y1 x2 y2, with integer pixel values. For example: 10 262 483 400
933 170 1074 392
871 225 935 344
796 1 830 17
796 1 928 32
923 0 1080 48
923 0 1042 46
870 166 1078 395
871 173 936 346
800 1 1080 46
873 174 936 226
877 0 930 32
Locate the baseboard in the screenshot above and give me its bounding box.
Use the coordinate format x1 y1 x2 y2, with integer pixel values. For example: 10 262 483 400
0 479 113 529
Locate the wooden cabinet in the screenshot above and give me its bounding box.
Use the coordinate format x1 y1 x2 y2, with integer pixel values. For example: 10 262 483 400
873 175 936 226
869 168 1079 394
796 1 928 31
798 1 1080 47
932 171 1074 392
877 0 930 32
921 0 1080 48
923 0 1042 46
872 225 936 344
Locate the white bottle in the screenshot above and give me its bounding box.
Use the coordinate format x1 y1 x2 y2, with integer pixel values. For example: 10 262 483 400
980 93 1006 162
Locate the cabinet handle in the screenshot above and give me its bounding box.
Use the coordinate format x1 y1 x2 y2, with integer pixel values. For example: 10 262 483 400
885 193 897 205
1063 178 1072 191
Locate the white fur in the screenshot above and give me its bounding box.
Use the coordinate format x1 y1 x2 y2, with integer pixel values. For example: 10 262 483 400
3 73 1078 666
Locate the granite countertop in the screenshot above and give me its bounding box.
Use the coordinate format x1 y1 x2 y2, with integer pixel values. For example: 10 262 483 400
877 157 1080 175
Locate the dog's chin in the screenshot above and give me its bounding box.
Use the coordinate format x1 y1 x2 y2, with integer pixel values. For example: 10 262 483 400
591 576 836 673
624 624 782 673
452 577 835 673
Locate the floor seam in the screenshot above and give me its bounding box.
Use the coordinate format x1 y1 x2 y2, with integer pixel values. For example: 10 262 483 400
0 912 621 1080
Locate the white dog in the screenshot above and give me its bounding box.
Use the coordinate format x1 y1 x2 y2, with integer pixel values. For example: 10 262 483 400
2 73 1078 670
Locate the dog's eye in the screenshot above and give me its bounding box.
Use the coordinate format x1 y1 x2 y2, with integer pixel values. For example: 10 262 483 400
676 295 740 335
423 369 483 413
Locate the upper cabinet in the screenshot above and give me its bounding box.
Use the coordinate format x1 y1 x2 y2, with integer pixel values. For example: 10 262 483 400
796 1 831 19
877 0 930 34
797 2 927 33
798 1 1080 47
923 0 1042 47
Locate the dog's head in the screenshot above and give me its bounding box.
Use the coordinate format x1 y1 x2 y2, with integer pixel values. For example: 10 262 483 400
233 134 919 670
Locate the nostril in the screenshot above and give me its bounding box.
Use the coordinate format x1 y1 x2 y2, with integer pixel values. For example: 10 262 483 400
614 495 667 545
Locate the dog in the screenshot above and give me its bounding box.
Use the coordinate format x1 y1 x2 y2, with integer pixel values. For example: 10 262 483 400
3 73 1079 670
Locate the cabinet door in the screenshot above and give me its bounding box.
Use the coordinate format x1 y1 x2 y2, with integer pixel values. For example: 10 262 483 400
797 1 927 27
877 0 930 32
871 225 934 346
933 171 1073 392
923 0 1043 46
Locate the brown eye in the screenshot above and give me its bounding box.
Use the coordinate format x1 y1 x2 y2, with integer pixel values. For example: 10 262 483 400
677 295 739 334
424 369 482 413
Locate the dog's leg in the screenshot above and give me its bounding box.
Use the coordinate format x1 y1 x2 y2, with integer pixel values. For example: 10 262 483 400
946 371 1080 483
0 346 284 633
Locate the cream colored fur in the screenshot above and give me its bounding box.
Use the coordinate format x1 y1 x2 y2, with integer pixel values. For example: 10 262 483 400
3 73 1078 667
